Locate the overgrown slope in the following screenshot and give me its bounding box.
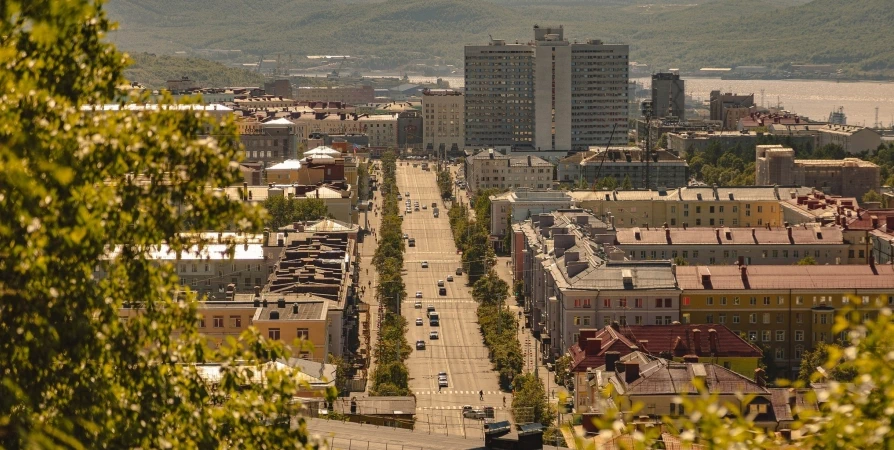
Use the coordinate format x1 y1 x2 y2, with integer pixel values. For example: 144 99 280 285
123 53 264 88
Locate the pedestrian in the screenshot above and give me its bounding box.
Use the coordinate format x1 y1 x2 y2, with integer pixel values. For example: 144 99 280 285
503 396 506 407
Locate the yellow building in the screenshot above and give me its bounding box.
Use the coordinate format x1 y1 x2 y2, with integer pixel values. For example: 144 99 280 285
677 263 894 379
119 294 332 361
571 186 812 229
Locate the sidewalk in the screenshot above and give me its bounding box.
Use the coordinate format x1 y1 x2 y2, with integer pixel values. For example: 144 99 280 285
356 165 384 392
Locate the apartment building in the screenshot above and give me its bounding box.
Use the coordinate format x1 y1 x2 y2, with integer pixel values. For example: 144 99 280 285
816 124 882 154
709 91 754 125
489 190 574 238
226 184 355 224
666 131 761 153
234 96 297 109
616 225 848 265
557 147 688 189
676 263 894 377
237 117 303 165
572 185 812 229
755 145 880 199
422 89 464 154
294 85 375 104
464 25 628 152
464 149 553 192
357 114 398 148
651 72 685 120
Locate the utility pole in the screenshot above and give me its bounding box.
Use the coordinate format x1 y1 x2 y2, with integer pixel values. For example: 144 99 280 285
641 100 653 190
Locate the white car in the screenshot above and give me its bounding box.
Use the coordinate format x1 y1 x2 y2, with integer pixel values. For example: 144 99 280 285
447 275 454 282
416 318 423 326
403 233 409 239
429 331 439 340
422 261 429 268
415 291 423 298
422 205 427 210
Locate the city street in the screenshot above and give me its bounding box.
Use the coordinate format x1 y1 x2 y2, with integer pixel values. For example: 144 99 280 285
396 162 509 437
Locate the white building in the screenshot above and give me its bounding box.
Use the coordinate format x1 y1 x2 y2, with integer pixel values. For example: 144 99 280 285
464 149 554 193
357 114 398 148
422 89 464 154
464 25 629 152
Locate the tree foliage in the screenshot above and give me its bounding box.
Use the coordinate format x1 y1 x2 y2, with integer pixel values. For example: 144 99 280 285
511 373 555 427
796 256 817 265
124 52 264 89
261 196 331 230
0 1 324 448
436 168 453 200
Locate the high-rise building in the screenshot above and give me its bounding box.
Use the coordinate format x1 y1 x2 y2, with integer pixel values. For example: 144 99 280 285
650 72 685 120
464 25 628 153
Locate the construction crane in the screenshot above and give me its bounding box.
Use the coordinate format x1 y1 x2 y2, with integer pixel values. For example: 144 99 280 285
255 54 264 74
327 57 346 80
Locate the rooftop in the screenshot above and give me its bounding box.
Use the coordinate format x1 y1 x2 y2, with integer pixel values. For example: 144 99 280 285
676 264 894 290
615 225 843 246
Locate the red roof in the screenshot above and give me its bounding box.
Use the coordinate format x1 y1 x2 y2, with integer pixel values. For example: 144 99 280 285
569 324 760 373
676 264 894 290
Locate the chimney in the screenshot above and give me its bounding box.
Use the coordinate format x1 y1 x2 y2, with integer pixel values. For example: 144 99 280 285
624 362 641 383
578 332 589 349
708 328 718 354
292 303 299 314
253 297 260 307
277 297 285 308
870 255 877 274
586 338 603 355
692 328 702 353
871 215 879 229
262 298 268 308
605 351 621 372
665 228 671 244
527 155 532 166
788 389 797 409
611 321 620 331
715 228 721 243
737 255 745 266
254 285 261 296
683 222 687 230
787 226 793 243
754 368 766 387
683 355 699 363
887 216 894 231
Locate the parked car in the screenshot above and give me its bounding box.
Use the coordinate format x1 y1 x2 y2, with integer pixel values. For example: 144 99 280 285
416 340 426 350
422 205 427 210
463 409 486 420
455 267 462 275
403 233 409 239
416 318 423 326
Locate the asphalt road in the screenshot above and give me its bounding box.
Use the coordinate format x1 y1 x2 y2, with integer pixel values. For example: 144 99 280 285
396 162 508 437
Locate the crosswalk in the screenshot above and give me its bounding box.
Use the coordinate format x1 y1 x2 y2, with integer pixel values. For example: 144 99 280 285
413 390 503 396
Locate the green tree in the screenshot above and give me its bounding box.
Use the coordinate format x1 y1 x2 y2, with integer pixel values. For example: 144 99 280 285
0 1 322 448
798 341 857 383
673 256 689 266
599 176 618 190
513 279 525 305
262 196 330 230
511 373 555 427
621 174 633 190
863 189 882 205
553 354 573 387
797 256 818 265
501 208 512 251
472 270 510 306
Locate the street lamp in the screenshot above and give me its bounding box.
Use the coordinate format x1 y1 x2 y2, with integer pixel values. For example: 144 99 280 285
640 100 654 189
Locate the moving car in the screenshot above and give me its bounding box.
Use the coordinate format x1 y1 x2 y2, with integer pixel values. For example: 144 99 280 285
403 234 409 239
427 305 435 315
429 331 439 340
439 287 447 296
455 267 462 275
421 261 428 268
438 378 448 388
447 275 454 282
416 340 426 350
415 291 423 298
414 300 422 308
437 280 445 287
416 318 423 326
463 409 486 419
405 192 410 197
422 205 427 210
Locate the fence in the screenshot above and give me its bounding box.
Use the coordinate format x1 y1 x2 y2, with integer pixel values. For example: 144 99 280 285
319 437 431 450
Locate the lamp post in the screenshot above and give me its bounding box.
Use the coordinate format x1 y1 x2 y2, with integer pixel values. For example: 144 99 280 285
641 100 654 189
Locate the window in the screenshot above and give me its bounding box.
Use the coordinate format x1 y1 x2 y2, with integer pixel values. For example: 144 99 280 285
213 316 224 328
198 318 205 328
573 316 581 326
655 316 663 325
777 296 785 305
655 298 663 308
776 313 784 323
604 317 611 326
795 346 804 359
682 297 690 306
775 348 785 359
796 296 804 305
192 264 197 273
762 330 771 342
296 328 310 339
820 314 828 325
696 219 702 226
707 297 713 305
749 313 757 324
231 316 242 328
720 297 727 306
584 299 591 308
719 313 726 323
757 206 763 213
750 297 757 306
748 331 758 341
795 313 803 324
734 297 740 306
635 316 643 325
574 299 581 308
664 298 672 308
619 316 627 326
706 314 714 323
583 316 591 326
733 314 740 324
635 298 643 308
664 316 672 325
696 206 701 214
603 298 611 308
268 328 281 340
763 297 771 305
775 330 785 341
795 330 804 341
619 298 628 308
763 313 771 324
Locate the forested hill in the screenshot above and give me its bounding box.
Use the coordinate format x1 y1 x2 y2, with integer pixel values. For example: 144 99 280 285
106 0 894 77
123 53 263 89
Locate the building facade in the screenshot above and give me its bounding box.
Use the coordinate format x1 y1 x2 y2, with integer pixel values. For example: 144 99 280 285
557 147 688 189
464 149 553 192
464 25 628 152
651 72 685 120
422 89 464 154
294 85 375 104
489 190 574 238
710 91 754 123
756 145 880 199
238 117 303 165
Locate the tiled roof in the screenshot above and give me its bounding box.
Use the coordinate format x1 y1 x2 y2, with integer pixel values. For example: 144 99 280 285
676 264 894 290
617 358 767 396
569 324 759 372
615 225 843 246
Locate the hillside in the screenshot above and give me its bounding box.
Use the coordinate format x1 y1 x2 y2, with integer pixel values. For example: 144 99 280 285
123 53 264 89
105 0 894 77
